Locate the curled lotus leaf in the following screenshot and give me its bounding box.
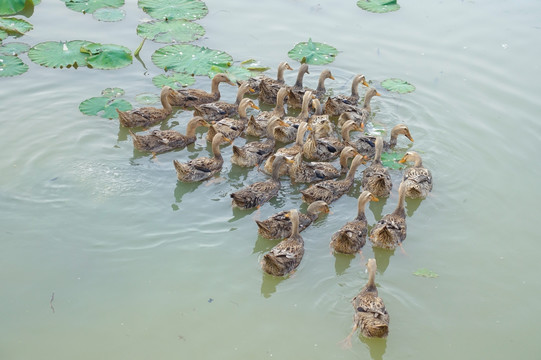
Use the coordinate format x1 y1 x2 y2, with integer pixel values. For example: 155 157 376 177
0 29 7 41
81 43 132 70
151 44 232 76
357 0 400 13
0 17 33 35
28 40 92 68
0 0 26 16
0 54 28 77
61 0 124 14
137 19 205 43
0 42 30 55
138 0 208 21
381 78 415 93
152 72 195 90
380 151 405 170
93 7 126 22
208 65 251 82
135 93 160 105
101 87 125 97
288 38 338 65
79 96 132 119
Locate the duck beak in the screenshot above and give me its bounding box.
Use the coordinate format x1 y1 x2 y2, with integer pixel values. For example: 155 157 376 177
286 64 293 70
330 75 335 80
371 195 379 202
249 88 255 93
375 91 382 96
202 120 211 127
250 103 260 110
223 136 233 144
278 120 290 127
398 155 407 163
406 132 414 142
362 79 370 87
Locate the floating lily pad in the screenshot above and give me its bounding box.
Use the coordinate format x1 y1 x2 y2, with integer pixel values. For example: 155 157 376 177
135 93 160 105
0 0 26 16
137 19 205 43
240 59 270 75
413 268 439 278
152 44 232 76
79 96 132 119
152 72 195 89
93 7 126 21
81 43 132 70
357 0 400 13
61 0 124 14
138 0 208 20
0 54 28 77
381 151 405 170
0 17 33 35
288 38 338 65
0 30 7 41
0 42 30 55
28 40 92 68
381 78 415 93
208 65 251 82
101 87 125 97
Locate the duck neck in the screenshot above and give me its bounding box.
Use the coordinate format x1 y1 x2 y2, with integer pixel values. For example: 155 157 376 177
266 119 281 140
235 85 249 105
161 89 173 114
211 137 223 161
295 125 307 146
413 155 423 167
238 102 249 120
339 150 351 170
294 66 307 88
289 211 300 238
185 119 201 138
374 137 383 163
276 63 287 83
393 183 406 216
272 90 286 117
271 159 283 181
299 96 311 120
363 90 376 111
365 264 376 291
345 158 362 182
316 73 327 93
350 77 361 99
341 124 352 142
210 77 222 96
357 196 370 219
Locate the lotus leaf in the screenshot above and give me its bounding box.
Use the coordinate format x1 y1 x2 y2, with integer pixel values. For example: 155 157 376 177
357 0 400 13
28 40 92 68
79 96 132 119
288 38 338 65
152 44 232 76
240 59 270 75
413 268 439 278
135 93 160 105
101 87 125 97
152 72 195 89
380 151 405 170
208 65 251 82
0 54 28 77
0 0 26 16
81 43 132 70
381 78 415 93
93 7 126 22
0 30 8 41
137 19 205 43
61 0 124 14
138 0 208 21
0 42 30 55
0 17 33 35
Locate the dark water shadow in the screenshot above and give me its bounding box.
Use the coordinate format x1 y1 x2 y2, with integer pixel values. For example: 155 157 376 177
368 196 388 220
333 253 356 276
252 234 280 255
228 204 258 222
405 197 423 217
260 273 288 299
173 180 204 204
372 247 395 275
360 336 387 360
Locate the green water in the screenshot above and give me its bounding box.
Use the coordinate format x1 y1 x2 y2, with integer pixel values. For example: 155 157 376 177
1 1 540 359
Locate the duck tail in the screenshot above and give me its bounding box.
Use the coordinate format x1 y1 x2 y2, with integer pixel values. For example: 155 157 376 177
232 145 245 158
173 160 189 179
116 108 129 127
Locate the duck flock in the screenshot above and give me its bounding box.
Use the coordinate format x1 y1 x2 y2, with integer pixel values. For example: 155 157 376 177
116 62 433 346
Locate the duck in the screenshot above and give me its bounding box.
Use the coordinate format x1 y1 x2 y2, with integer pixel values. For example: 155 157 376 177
324 74 370 116
230 117 289 167
341 258 389 348
256 201 329 239
206 98 259 141
260 209 304 276
398 151 433 199
245 87 288 137
173 132 231 182
302 124 345 162
287 68 334 109
192 82 254 122
167 73 235 107
370 181 407 250
117 86 174 128
273 90 314 144
308 98 334 137
230 155 293 209
339 87 381 128
259 63 308 106
129 116 210 154
289 146 359 183
262 122 311 176
330 191 378 255
241 61 293 95
361 136 392 198
301 154 366 205
348 124 414 158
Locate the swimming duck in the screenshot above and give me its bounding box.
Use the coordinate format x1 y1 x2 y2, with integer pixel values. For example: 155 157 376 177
330 191 378 254
348 124 414 158
206 98 259 141
289 146 359 183
340 87 381 128
192 82 254 122
301 154 366 205
246 87 288 137
398 151 432 199
324 74 370 116
341 258 389 348
256 201 329 239
129 116 210 154
273 90 314 144
230 117 288 167
260 209 304 276
361 137 392 198
230 155 293 209
168 73 235 108
173 132 231 182
302 123 345 162
370 181 407 250
259 63 308 106
287 68 334 108
262 122 311 176
242 61 293 95
117 86 174 128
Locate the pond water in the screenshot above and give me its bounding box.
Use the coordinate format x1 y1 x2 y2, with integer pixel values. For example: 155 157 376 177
1 0 540 359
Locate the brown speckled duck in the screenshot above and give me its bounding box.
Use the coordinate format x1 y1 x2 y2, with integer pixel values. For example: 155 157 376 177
341 258 389 348
398 151 432 199
246 87 288 137
370 181 407 250
117 86 174 128
192 82 254 122
361 136 392 198
273 90 314 144
168 73 235 108
289 146 359 183
255 201 329 239
129 116 209 154
262 122 311 176
173 132 231 182
287 68 334 108
243 61 293 95
302 124 344 162
349 124 414 158
206 98 259 141
324 74 370 116
260 63 308 107
330 191 378 255
339 87 381 128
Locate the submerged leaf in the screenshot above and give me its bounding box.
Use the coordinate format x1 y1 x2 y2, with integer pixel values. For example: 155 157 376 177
413 268 439 278
152 44 232 76
381 78 416 93
138 0 208 20
208 65 251 82
0 17 33 35
61 0 124 14
81 43 132 70
101 87 125 97
0 0 26 16
135 93 160 105
380 151 405 170
0 29 7 41
137 19 205 43
357 0 400 13
79 96 132 118
93 7 126 22
0 41 30 55
152 72 195 89
0 54 28 77
288 38 338 65
28 40 92 68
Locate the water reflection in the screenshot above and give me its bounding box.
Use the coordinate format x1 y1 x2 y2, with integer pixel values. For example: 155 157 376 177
174 180 204 203
405 197 423 217
252 235 279 255
260 272 288 298
372 247 394 274
360 336 387 360
333 253 356 275
368 196 388 220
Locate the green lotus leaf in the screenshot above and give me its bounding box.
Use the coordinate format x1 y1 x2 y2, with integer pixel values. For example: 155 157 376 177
93 7 126 22
28 40 92 68
0 54 28 77
79 96 132 118
81 43 132 70
137 19 205 43
240 59 270 75
380 151 405 170
0 0 26 16
135 93 160 105
152 44 232 76
208 65 251 82
381 78 415 93
0 42 30 55
0 17 33 35
138 0 208 20
0 30 7 41
413 268 439 278
357 0 400 13
101 87 125 97
61 0 124 14
288 38 338 65
152 72 195 89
